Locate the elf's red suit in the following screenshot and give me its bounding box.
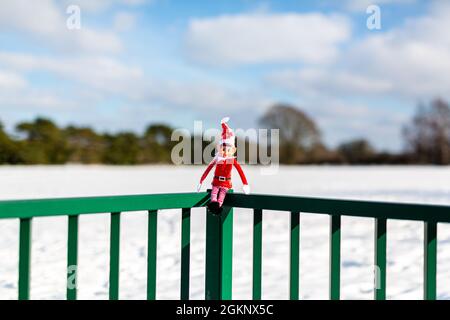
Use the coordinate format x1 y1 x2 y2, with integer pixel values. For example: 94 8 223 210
200 156 248 189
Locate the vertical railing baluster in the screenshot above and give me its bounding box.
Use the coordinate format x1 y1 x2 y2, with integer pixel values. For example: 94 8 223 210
330 214 341 300
205 199 234 300
18 217 32 300
424 221 437 300
252 209 263 300
147 210 158 300
67 215 79 300
220 205 233 300
374 218 387 300
289 211 300 300
109 212 121 300
180 208 191 300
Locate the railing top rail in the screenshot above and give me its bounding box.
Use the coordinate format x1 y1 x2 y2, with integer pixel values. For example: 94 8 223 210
0 192 210 219
1 191 450 222
226 193 450 223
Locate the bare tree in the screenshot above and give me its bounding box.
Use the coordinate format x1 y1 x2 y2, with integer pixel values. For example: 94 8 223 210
259 104 321 163
403 99 450 164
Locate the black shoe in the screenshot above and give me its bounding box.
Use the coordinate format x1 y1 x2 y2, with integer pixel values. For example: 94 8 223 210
207 201 222 215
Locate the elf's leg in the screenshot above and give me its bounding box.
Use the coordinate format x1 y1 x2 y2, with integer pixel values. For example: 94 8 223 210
210 186 219 202
217 187 229 207
208 186 221 214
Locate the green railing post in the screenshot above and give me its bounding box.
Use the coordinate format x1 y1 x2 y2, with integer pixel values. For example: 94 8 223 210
67 215 79 300
205 194 233 300
147 210 158 300
252 209 263 300
330 214 341 300
289 211 300 300
374 218 386 300
424 221 437 300
109 212 121 300
180 208 190 300
18 217 32 300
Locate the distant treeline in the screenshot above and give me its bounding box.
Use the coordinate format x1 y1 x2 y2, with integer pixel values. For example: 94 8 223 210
1 98 450 165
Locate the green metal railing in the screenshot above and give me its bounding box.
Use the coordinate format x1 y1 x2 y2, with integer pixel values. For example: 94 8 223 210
0 191 449 300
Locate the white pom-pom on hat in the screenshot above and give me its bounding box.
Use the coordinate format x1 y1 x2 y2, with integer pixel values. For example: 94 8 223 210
221 117 230 124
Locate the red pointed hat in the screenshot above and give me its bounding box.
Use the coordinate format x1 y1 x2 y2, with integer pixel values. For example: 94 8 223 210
220 117 235 146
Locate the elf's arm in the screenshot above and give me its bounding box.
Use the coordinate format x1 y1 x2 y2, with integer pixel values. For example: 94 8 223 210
200 158 217 184
233 159 250 194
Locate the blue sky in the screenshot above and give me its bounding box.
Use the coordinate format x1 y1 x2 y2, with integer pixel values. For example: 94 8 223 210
0 0 447 151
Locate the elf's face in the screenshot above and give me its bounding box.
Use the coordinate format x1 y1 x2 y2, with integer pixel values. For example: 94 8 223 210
219 144 236 157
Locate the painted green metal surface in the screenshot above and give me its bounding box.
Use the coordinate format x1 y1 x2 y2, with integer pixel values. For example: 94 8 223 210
109 212 121 300
67 215 79 300
181 208 190 300
330 214 341 300
205 207 220 300
226 193 450 222
424 221 437 300
205 202 233 300
147 210 158 300
2 191 450 301
0 192 210 219
220 205 233 300
374 218 387 300
18 217 32 300
2 191 450 222
289 212 300 300
252 209 262 300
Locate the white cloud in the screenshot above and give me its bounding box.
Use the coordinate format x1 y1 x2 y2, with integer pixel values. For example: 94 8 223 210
345 0 416 11
0 91 68 111
0 50 271 129
0 0 122 54
0 60 74 119
0 52 143 97
185 13 351 66
345 1 450 99
63 0 149 13
264 2 450 151
0 83 80 131
0 70 27 90
269 68 392 98
146 80 271 112
270 2 450 102
113 12 137 32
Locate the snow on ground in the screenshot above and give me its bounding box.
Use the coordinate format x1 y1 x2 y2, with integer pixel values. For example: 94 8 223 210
1 165 450 300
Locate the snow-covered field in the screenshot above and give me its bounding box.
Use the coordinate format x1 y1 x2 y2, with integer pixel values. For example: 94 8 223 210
1 165 450 300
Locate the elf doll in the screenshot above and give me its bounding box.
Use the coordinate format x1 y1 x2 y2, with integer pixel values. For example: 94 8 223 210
197 117 250 214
